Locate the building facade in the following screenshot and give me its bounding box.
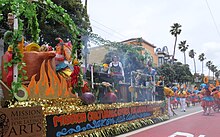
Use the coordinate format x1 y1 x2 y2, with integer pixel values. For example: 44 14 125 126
88 37 159 67
121 38 158 66
155 46 172 66
88 45 109 65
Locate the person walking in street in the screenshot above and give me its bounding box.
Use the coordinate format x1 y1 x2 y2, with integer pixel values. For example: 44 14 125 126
201 84 214 115
171 86 180 109
211 87 220 112
178 88 187 112
164 84 176 116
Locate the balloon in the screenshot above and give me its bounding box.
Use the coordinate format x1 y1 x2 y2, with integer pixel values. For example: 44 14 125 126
103 92 117 104
80 92 95 104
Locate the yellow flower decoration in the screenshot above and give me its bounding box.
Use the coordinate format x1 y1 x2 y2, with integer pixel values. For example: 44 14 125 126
73 58 79 65
103 63 108 68
7 45 13 52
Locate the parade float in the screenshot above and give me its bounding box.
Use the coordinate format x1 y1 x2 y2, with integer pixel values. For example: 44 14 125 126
0 0 169 137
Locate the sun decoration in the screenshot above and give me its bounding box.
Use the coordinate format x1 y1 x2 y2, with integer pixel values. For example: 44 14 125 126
216 79 219 87
203 76 209 84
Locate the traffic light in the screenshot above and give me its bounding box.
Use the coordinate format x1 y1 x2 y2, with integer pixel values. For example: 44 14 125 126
76 35 82 60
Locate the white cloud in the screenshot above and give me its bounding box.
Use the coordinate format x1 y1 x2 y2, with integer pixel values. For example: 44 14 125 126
86 0 220 76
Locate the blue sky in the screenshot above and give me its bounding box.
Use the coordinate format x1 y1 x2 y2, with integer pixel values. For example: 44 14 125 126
84 0 220 76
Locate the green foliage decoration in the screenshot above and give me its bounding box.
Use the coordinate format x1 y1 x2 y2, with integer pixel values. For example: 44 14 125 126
1 0 81 95
43 0 80 59
4 19 26 94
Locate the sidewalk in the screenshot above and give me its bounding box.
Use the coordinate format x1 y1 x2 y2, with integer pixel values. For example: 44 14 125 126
170 103 202 119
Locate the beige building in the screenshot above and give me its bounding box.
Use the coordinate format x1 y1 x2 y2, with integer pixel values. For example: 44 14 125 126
88 45 109 64
88 37 158 66
121 38 158 66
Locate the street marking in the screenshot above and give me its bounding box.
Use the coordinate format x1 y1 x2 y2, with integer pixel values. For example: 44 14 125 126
168 132 206 137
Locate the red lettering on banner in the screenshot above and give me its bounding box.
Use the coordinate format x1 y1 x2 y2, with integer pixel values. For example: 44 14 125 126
53 116 62 127
102 110 109 119
78 113 87 123
108 110 113 118
145 106 153 112
131 107 137 114
125 108 130 115
87 111 103 122
87 112 93 122
118 108 130 115
109 109 117 118
102 109 117 119
53 113 86 127
136 106 147 113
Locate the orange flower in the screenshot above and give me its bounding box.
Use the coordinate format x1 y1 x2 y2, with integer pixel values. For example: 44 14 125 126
73 58 79 65
103 63 108 68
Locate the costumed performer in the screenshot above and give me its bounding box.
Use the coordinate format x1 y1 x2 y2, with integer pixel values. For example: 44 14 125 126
164 85 176 116
178 88 187 112
171 86 178 109
108 55 124 101
200 84 214 115
211 87 220 112
191 86 199 106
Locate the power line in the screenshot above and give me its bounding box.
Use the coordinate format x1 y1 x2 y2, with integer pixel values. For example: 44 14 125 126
205 0 220 39
92 25 124 41
91 18 128 39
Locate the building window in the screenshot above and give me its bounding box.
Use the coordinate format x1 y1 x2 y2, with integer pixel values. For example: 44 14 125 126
158 57 164 66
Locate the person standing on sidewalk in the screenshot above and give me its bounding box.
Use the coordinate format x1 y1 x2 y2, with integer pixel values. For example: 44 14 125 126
178 88 187 112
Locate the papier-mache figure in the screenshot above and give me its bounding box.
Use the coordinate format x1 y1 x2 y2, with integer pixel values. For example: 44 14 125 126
55 38 73 78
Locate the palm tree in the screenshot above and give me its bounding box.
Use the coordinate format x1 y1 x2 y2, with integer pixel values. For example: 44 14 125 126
215 70 220 80
170 23 182 63
198 53 206 75
189 49 196 74
178 40 189 64
210 65 217 80
206 61 212 77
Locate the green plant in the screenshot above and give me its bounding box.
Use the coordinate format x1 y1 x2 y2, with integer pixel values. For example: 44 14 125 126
1 0 80 95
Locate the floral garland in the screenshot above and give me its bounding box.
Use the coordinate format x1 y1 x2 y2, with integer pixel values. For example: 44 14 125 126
2 0 27 94
70 59 83 94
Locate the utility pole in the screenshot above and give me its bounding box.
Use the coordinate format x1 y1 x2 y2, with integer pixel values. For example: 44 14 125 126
12 13 18 83
82 0 89 79
82 35 89 73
